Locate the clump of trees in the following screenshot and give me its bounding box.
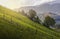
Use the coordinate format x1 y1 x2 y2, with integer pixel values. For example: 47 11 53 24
28 9 36 20
28 9 56 28
28 9 41 24
18 9 41 24
18 9 56 28
43 16 56 28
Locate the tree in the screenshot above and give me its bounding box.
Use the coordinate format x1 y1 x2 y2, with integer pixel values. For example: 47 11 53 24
43 16 56 27
34 16 41 24
28 9 41 24
28 9 36 20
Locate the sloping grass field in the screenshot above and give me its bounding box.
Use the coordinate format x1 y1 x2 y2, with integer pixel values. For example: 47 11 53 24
0 5 60 39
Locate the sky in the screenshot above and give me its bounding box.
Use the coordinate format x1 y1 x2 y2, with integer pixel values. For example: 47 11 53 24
0 0 56 9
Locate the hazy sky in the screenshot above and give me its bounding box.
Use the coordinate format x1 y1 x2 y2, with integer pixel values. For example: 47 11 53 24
0 0 56 9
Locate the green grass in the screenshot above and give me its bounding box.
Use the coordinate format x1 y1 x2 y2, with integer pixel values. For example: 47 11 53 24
0 5 60 39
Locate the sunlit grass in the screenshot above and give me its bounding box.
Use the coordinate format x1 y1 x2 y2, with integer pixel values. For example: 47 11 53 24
0 5 60 39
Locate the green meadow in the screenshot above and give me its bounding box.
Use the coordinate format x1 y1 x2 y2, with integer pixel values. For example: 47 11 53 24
0 6 60 39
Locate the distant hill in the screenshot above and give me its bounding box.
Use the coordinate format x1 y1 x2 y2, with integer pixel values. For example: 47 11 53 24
17 2 60 15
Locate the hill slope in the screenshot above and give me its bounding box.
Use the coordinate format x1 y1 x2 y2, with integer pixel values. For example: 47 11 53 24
0 6 60 39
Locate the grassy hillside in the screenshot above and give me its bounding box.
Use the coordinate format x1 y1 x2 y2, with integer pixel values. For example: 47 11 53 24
0 5 60 39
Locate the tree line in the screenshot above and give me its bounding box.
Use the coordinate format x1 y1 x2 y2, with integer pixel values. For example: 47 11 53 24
19 9 56 28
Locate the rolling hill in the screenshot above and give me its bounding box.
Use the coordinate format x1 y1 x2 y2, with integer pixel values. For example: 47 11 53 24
0 5 60 39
